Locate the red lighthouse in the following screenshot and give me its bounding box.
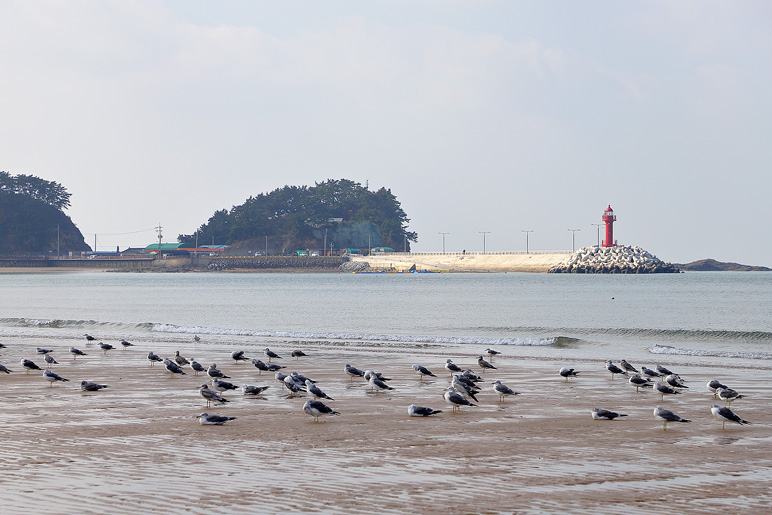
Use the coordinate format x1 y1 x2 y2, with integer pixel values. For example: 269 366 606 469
602 205 617 247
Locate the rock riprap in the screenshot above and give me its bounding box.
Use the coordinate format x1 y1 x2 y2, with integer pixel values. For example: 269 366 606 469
548 246 679 274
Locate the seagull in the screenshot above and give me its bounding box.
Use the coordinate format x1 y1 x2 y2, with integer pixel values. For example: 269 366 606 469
291 371 315 384
463 369 484 383
303 400 340 422
0 364 11 374
707 379 729 398
242 385 270 396
84 334 96 343
147 351 163 366
291 350 307 360
264 348 281 363
189 359 206 375
0 342 6 348
193 335 201 342
165 360 187 377
44 354 58 367
207 364 230 379
212 378 238 394
198 384 229 408
641 366 661 379
664 374 688 389
197 412 236 425
444 387 477 412
99 342 114 354
367 370 394 392
36 347 53 354
716 387 744 406
231 350 248 362
559 367 579 381
629 374 653 392
364 370 391 382
477 356 497 372
306 380 334 400
251 359 283 374
620 359 638 373
408 404 442 417
283 375 305 395
174 351 190 367
412 364 437 380
452 376 479 402
21 358 42 373
120 339 134 349
591 408 628 421
445 359 463 376
345 363 365 381
655 381 681 401
656 365 675 377
653 405 690 431
711 404 751 430
492 380 519 402
605 360 627 378
43 369 69 386
70 347 87 359
485 348 501 360
81 380 110 392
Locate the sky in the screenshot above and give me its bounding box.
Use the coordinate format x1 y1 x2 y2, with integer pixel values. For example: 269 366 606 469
2 1 771 265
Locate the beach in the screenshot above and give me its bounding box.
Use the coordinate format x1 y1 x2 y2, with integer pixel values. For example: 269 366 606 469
1 336 770 514
352 252 571 273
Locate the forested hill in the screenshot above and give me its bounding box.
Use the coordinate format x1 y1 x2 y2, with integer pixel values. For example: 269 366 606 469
178 179 417 252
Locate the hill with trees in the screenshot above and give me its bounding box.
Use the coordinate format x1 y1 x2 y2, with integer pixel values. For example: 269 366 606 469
0 172 90 254
178 179 417 253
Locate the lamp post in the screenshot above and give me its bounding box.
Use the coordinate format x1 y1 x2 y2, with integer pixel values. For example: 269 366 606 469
567 229 580 252
439 232 449 254
479 231 490 254
591 224 602 247
522 230 533 254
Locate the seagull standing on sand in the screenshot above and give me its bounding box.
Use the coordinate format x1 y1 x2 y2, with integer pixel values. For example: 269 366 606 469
711 404 751 430
303 400 340 422
37 347 53 354
198 384 229 408
485 348 501 360
408 405 442 417
445 359 463 376
0 364 11 374
44 354 58 368
493 380 519 402
306 380 334 400
629 374 652 392
84 334 96 343
444 387 477 412
43 369 69 386
189 359 206 376
252 359 283 374
716 387 744 406
707 379 729 398
174 351 190 367
620 359 638 373
242 385 270 396
70 347 87 359
605 360 627 379
165 360 187 377
197 413 236 425
591 408 628 421
21 358 42 373
291 350 307 360
231 350 248 362
344 364 365 381
81 380 110 392
147 351 163 366
656 365 675 377
665 374 688 389
99 342 114 354
653 406 690 431
120 339 134 349
367 371 394 392
641 366 661 379
452 376 479 402
655 381 681 401
212 378 238 394
207 364 230 379
559 367 579 381
264 348 281 363
412 364 437 381
477 356 497 372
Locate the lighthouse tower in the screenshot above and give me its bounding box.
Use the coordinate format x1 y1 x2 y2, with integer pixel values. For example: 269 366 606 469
602 205 617 247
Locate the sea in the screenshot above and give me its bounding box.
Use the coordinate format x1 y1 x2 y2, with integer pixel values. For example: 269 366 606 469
1 270 771 369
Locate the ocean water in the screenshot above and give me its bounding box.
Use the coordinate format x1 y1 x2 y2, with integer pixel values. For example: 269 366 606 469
1 270 771 368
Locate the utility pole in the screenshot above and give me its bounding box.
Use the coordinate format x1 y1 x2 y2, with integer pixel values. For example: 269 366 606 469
265 235 268 256
323 229 327 257
194 230 198 258
57 225 60 257
567 228 580 252
591 224 603 247
439 232 449 254
156 223 163 258
522 230 533 254
479 231 490 254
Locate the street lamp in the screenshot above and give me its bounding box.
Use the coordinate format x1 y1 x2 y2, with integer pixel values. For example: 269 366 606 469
567 229 580 252
479 231 490 254
522 230 533 254
439 232 449 254
591 224 602 248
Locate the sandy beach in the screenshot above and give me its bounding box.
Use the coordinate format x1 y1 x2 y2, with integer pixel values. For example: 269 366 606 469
352 252 571 273
1 336 770 514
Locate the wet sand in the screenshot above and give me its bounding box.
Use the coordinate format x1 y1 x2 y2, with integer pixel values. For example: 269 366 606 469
1 338 770 514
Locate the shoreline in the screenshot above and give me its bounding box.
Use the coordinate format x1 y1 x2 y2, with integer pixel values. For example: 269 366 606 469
0 335 769 513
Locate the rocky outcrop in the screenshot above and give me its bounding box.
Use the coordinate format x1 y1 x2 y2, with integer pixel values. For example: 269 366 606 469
548 246 679 274
675 259 771 272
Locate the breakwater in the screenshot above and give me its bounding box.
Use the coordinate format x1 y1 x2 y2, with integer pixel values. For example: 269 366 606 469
548 245 679 274
206 256 347 271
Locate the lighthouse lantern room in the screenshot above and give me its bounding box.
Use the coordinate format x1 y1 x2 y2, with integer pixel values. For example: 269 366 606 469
602 205 617 247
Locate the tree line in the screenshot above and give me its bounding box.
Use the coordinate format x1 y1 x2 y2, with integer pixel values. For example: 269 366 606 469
178 179 417 249
0 171 72 210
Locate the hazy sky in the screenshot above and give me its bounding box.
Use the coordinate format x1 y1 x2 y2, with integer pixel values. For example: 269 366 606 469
2 1 771 265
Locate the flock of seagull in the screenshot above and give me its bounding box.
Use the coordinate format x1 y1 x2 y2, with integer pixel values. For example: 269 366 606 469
0 338 754 431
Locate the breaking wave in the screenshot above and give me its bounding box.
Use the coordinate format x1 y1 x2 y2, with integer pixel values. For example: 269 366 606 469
649 344 772 361
479 326 772 343
0 318 154 331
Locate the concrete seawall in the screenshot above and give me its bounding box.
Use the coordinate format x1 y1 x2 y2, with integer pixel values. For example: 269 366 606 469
351 252 572 273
